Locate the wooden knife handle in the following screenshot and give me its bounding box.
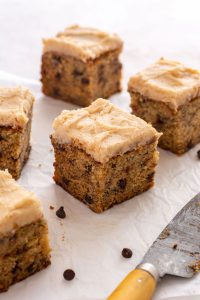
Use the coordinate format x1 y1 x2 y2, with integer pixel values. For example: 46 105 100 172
107 268 157 300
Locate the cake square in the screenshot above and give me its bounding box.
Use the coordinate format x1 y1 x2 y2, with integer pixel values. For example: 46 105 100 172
0 87 34 179
128 58 200 154
51 98 160 213
0 170 51 292
41 25 123 106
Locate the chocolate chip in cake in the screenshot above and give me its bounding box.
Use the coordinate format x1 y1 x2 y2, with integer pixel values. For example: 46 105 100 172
111 163 116 169
81 78 90 85
52 54 62 65
53 88 60 97
98 65 106 84
63 269 75 281
55 72 62 80
62 177 70 186
121 248 133 259
85 164 92 174
84 194 93 204
73 68 84 77
197 150 200 159
56 206 66 219
117 179 127 190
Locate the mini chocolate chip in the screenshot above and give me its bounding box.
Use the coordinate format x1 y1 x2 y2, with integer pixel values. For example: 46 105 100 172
85 164 92 173
55 72 62 80
56 206 66 219
63 269 75 281
197 150 200 159
84 195 93 204
53 88 60 97
53 54 62 63
187 140 194 150
73 69 84 76
173 244 178 250
122 248 133 258
117 179 127 190
62 177 70 186
81 78 90 85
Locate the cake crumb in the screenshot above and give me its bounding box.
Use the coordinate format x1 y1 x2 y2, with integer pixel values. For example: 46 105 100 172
159 228 170 240
172 243 177 250
49 205 54 210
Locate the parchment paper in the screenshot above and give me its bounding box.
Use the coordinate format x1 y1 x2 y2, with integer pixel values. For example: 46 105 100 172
0 70 200 300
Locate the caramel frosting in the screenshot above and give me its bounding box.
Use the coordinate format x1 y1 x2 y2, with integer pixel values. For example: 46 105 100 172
52 98 160 163
128 58 200 110
43 25 123 62
0 170 43 236
0 86 34 128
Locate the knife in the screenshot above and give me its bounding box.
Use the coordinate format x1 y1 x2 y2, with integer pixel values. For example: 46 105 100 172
107 193 200 300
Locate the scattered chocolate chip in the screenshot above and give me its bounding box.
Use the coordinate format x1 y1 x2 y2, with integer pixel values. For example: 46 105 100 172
73 69 84 76
197 150 200 159
173 243 178 250
49 205 54 210
56 206 66 219
55 72 62 80
117 179 127 190
81 78 90 85
63 269 75 281
122 248 133 259
84 195 93 204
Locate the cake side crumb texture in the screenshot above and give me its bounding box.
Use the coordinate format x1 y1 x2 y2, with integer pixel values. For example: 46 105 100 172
0 170 43 236
0 87 34 128
43 25 123 62
52 98 160 163
128 58 200 110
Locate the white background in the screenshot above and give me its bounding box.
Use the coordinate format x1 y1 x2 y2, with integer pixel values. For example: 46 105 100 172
1 0 200 299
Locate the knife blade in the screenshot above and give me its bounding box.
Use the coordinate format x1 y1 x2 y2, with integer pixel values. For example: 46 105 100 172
108 192 200 300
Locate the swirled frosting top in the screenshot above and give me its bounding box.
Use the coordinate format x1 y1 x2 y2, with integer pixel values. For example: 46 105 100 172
0 86 34 128
0 170 43 236
52 98 160 163
43 25 123 61
128 58 200 110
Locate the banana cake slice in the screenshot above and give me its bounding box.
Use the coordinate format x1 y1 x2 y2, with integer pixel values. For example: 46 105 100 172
51 98 161 213
128 58 200 154
0 170 51 292
41 25 123 106
0 87 34 178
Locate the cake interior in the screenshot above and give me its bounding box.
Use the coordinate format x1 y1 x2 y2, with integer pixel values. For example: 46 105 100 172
41 50 122 106
0 111 32 179
130 92 200 154
51 136 158 213
0 219 51 292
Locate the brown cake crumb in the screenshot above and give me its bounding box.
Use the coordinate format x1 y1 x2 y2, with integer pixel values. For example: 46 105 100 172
56 206 66 219
121 248 133 258
63 269 75 281
49 205 54 210
197 150 200 159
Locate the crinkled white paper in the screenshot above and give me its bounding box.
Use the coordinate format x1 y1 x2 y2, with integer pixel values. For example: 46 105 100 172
0 70 200 300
